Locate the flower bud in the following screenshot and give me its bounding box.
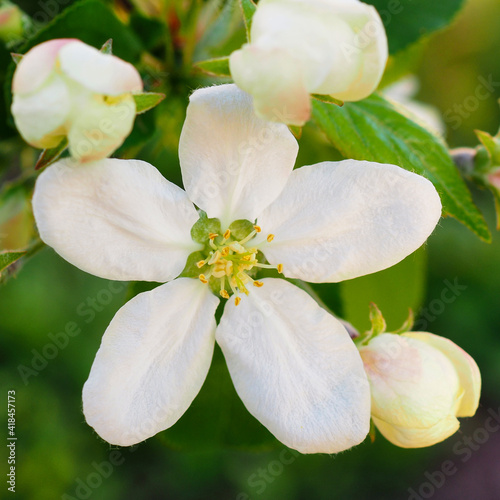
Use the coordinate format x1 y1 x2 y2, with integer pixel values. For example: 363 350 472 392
359 332 481 448
0 2 24 44
229 0 388 126
11 39 143 162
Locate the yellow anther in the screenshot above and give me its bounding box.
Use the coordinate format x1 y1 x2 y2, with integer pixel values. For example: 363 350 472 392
267 234 275 242
220 289 230 299
253 225 261 233
208 233 218 240
234 296 241 306
196 260 206 268
199 274 208 284
253 281 264 287
242 255 252 261
277 264 283 274
221 247 230 256
223 229 231 240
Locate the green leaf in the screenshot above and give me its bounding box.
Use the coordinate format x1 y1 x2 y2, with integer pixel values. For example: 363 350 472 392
239 0 257 41
365 0 466 54
341 249 427 333
0 250 25 276
35 138 68 171
312 95 491 242
194 56 231 77
17 0 143 61
133 92 166 114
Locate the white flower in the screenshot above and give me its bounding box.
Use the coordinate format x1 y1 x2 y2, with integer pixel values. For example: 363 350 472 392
359 332 481 448
32 84 441 453
11 38 143 162
229 0 388 125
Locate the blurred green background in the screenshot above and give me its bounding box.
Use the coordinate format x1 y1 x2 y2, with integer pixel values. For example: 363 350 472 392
1 0 500 499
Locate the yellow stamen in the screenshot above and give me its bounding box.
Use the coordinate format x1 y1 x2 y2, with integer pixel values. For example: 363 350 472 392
208 233 218 240
199 274 208 284
267 234 274 242
220 289 230 299
234 296 241 306
223 229 231 240
253 225 261 233
277 264 283 273
221 247 230 256
196 260 206 268
253 281 264 287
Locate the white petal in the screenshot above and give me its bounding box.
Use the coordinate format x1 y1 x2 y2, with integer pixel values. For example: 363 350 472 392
33 158 201 282
250 1 360 95
59 41 143 95
216 278 370 453
229 45 311 126
404 332 481 418
67 92 136 162
83 278 219 446
255 160 442 283
11 74 71 149
179 84 298 227
12 38 75 94
246 0 387 102
321 2 388 101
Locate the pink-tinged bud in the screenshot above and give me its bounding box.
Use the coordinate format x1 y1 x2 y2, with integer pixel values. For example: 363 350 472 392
0 2 23 44
359 332 481 448
229 0 388 126
11 39 143 162
487 167 500 192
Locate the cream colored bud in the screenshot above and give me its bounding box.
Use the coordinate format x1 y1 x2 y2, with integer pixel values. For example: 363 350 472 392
11 38 143 162
229 0 388 126
359 332 481 448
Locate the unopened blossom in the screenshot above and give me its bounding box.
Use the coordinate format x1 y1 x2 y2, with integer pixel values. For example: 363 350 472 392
230 0 388 125
33 84 441 452
12 38 143 162
359 332 481 448
0 2 23 43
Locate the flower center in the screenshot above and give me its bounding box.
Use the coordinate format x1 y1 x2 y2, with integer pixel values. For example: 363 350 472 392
196 226 283 305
